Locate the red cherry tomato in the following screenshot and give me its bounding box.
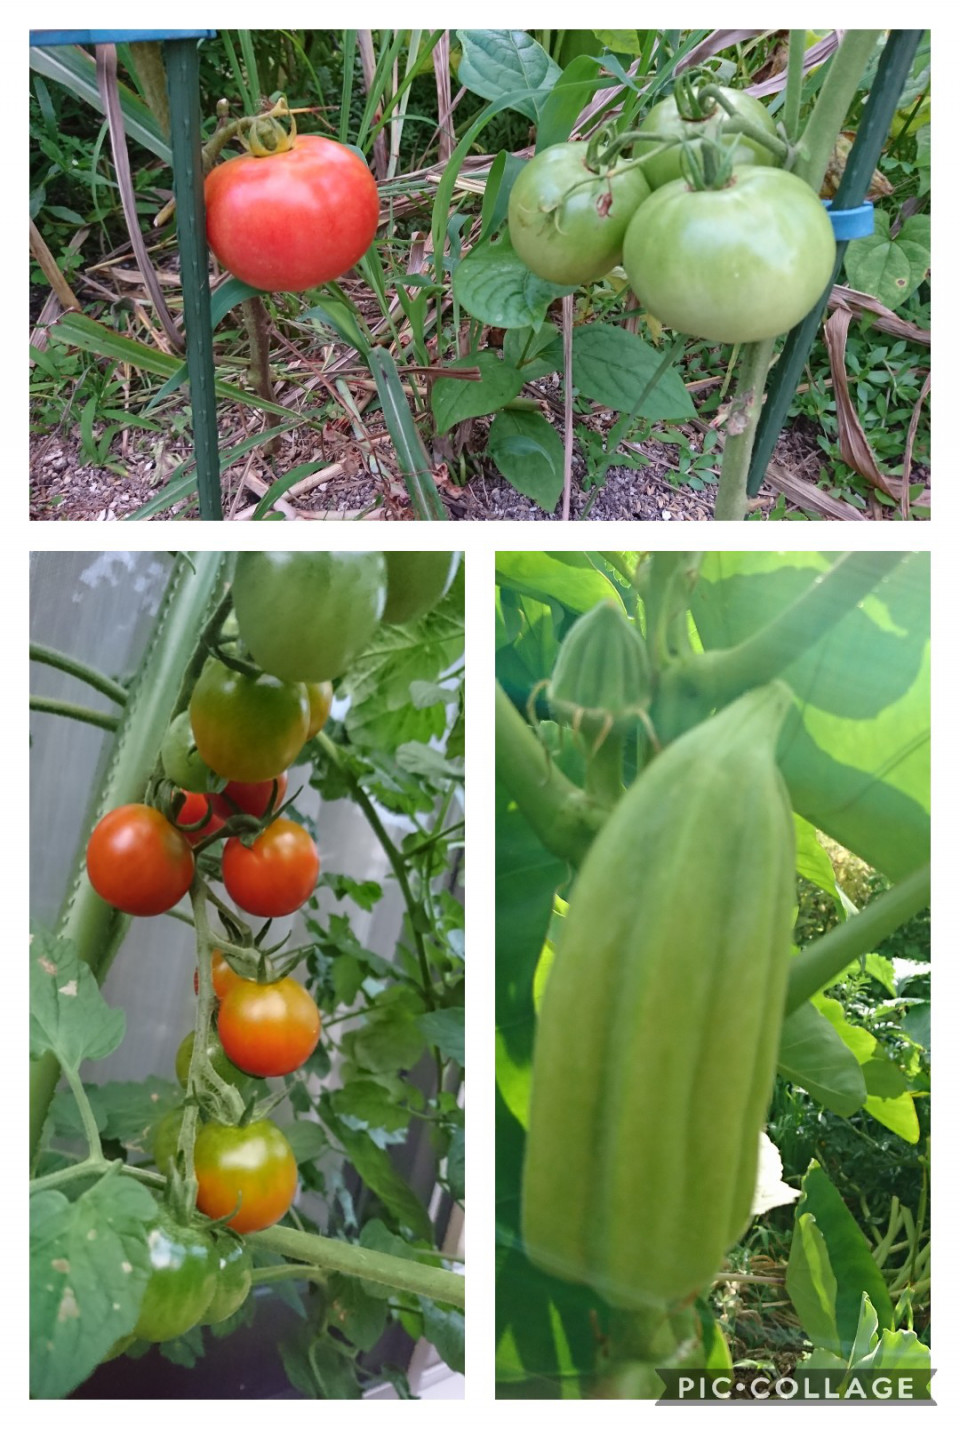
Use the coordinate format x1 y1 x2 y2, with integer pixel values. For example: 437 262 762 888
194 1119 298 1233
211 773 288 822
222 818 319 917
204 134 379 293
218 977 322 1077
194 949 250 999
86 804 194 916
172 791 225 846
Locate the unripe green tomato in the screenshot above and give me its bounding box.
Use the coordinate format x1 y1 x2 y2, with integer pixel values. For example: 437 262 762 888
133 1206 219 1342
175 1029 253 1090
161 711 222 793
189 658 310 783
382 551 461 624
232 552 387 683
636 88 778 189
151 1107 186 1177
508 141 651 285
203 1236 253 1323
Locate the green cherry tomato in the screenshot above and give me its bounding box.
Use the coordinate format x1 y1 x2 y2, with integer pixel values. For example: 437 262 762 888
232 552 387 683
189 658 310 782
194 1119 298 1234
160 711 222 793
133 1205 219 1342
623 167 836 344
151 1107 187 1177
636 88 778 189
175 1029 253 1090
86 804 195 916
381 552 461 625
203 1235 254 1323
508 141 651 285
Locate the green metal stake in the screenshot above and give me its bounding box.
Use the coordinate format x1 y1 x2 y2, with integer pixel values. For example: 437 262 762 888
165 39 223 520
746 30 924 498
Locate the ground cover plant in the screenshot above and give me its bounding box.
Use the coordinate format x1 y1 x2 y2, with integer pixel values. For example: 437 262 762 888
30 551 465 1399
29 29 929 520
495 551 929 1397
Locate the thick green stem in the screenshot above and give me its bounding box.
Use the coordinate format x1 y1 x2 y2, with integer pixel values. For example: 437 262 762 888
252 1224 464 1308
30 644 129 704
495 682 606 866
786 863 930 1014
713 340 774 520
792 31 883 190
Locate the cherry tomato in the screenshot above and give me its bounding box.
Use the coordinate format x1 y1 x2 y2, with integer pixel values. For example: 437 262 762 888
160 711 221 793
172 790 225 846
305 682 334 739
231 552 387 683
623 167 836 344
86 804 194 916
175 1029 253 1089
203 1236 253 1324
222 818 320 918
218 977 321 1077
150 1107 186 1178
636 88 778 189
194 949 250 1000
189 658 309 783
211 772 288 821
508 141 651 285
382 552 461 624
194 1119 298 1233
205 133 379 293
133 1204 218 1342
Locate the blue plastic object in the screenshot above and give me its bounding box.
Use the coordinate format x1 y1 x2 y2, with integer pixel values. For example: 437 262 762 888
30 31 216 46
822 199 875 240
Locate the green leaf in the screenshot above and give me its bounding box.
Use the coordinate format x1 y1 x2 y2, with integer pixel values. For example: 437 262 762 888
572 323 696 420
329 1115 433 1241
332 1077 414 1132
431 350 526 433
418 1008 465 1065
30 1177 157 1399
327 1274 390 1350
778 1002 867 1116
488 409 565 512
421 1299 465 1373
447 1126 465 1201
453 229 571 326
457 29 561 120
30 928 125 1070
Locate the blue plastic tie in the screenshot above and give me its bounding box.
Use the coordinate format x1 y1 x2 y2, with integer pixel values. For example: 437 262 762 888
822 199 875 240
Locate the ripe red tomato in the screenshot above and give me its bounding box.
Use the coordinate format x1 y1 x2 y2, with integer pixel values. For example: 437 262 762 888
222 818 319 917
172 791 225 846
205 134 380 293
194 1119 298 1233
211 773 288 822
86 804 194 916
218 977 321 1077
194 949 250 1000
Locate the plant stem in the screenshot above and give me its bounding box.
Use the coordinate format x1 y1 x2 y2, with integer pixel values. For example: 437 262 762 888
712 339 774 520
30 644 129 704
29 697 120 732
495 682 606 865
785 862 930 1013
251 1224 465 1308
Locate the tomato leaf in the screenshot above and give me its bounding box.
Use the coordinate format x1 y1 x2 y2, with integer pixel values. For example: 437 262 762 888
417 1008 465 1066
30 926 125 1070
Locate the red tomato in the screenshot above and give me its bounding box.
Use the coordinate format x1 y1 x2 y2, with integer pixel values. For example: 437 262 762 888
193 949 250 1000
194 1120 298 1233
204 134 379 293
172 791 225 846
221 818 319 917
211 773 288 822
218 977 322 1077
86 804 194 916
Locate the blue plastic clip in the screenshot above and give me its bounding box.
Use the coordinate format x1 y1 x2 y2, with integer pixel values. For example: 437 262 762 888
822 199 875 240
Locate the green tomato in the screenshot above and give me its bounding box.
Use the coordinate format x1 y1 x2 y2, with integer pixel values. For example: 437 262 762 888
382 552 461 625
175 1029 253 1090
637 88 778 189
232 552 387 683
203 1235 254 1323
189 658 309 783
151 1107 186 1176
508 141 651 285
160 711 222 794
622 167 836 344
133 1205 219 1342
